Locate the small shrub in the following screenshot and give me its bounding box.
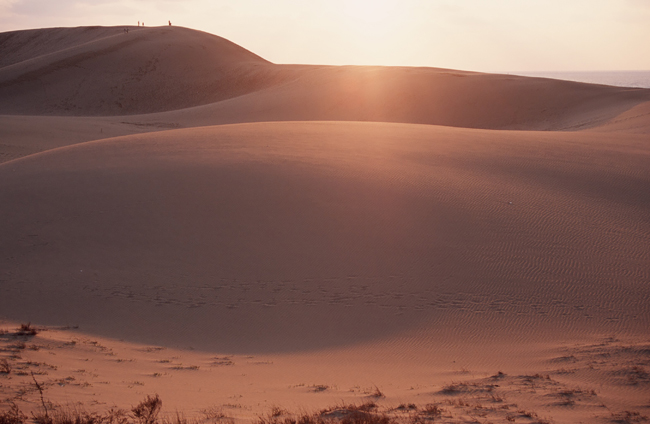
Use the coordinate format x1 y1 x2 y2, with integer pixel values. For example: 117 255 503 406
132 395 162 424
421 405 442 416
105 409 129 424
441 384 460 394
0 403 27 424
349 403 376 412
270 407 285 418
30 412 52 424
0 359 10 374
17 323 38 336
370 386 384 398
201 408 228 424
49 408 103 424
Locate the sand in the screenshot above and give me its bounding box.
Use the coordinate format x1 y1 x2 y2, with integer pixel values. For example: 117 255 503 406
1 26 649 424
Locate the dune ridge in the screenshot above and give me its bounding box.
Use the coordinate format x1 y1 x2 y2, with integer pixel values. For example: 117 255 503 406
1 26 649 130
0 26 292 115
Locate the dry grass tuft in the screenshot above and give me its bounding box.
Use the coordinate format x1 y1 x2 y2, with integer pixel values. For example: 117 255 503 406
420 405 442 417
132 395 162 424
611 411 649 424
16 323 38 336
0 404 27 424
0 358 10 374
369 387 384 399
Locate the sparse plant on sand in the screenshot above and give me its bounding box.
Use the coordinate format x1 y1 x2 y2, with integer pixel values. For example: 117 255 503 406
31 373 51 424
0 403 27 424
370 386 384 398
131 394 162 424
421 405 442 417
0 358 10 374
16 323 38 336
105 408 130 424
269 407 286 418
200 407 229 424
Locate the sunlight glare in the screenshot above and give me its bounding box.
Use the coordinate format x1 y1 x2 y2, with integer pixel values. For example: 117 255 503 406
343 0 397 27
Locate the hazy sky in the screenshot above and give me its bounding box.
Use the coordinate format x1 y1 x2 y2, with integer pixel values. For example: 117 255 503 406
1 0 649 72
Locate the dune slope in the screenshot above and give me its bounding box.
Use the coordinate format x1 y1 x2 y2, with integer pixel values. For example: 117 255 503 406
153 66 650 130
0 26 138 67
1 122 648 353
1 26 649 130
0 26 294 115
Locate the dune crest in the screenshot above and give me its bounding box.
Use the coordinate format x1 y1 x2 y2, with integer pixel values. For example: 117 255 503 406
1 26 649 131
0 26 292 115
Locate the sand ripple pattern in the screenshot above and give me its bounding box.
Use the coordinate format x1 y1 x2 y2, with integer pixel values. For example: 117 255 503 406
0 122 648 350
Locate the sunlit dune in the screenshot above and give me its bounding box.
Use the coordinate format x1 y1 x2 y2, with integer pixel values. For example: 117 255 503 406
1 26 648 130
1 25 649 424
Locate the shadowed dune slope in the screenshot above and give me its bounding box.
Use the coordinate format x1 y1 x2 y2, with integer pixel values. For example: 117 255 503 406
0 26 293 115
1 121 648 352
1 26 649 129
0 26 137 67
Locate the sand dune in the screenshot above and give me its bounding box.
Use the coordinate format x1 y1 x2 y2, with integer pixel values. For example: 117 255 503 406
150 66 650 130
0 26 293 115
1 26 649 130
0 114 172 164
0 26 133 68
1 122 648 352
1 26 650 423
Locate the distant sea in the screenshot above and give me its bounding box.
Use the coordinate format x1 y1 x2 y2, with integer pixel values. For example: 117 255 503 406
509 70 650 89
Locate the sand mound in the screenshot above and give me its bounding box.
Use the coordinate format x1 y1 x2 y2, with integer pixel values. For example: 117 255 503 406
1 121 648 352
154 66 650 130
0 26 292 115
1 26 649 129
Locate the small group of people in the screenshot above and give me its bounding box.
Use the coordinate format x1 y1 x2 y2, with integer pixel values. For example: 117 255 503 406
132 21 171 27
126 20 171 33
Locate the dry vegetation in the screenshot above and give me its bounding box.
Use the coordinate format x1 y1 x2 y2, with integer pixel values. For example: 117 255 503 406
0 399 406 424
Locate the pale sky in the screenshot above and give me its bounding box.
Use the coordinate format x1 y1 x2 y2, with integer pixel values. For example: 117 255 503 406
1 0 649 72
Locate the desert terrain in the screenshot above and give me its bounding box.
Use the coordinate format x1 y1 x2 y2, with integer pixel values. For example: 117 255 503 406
1 25 649 424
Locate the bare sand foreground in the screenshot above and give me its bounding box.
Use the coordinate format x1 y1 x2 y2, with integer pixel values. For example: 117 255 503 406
1 26 649 424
